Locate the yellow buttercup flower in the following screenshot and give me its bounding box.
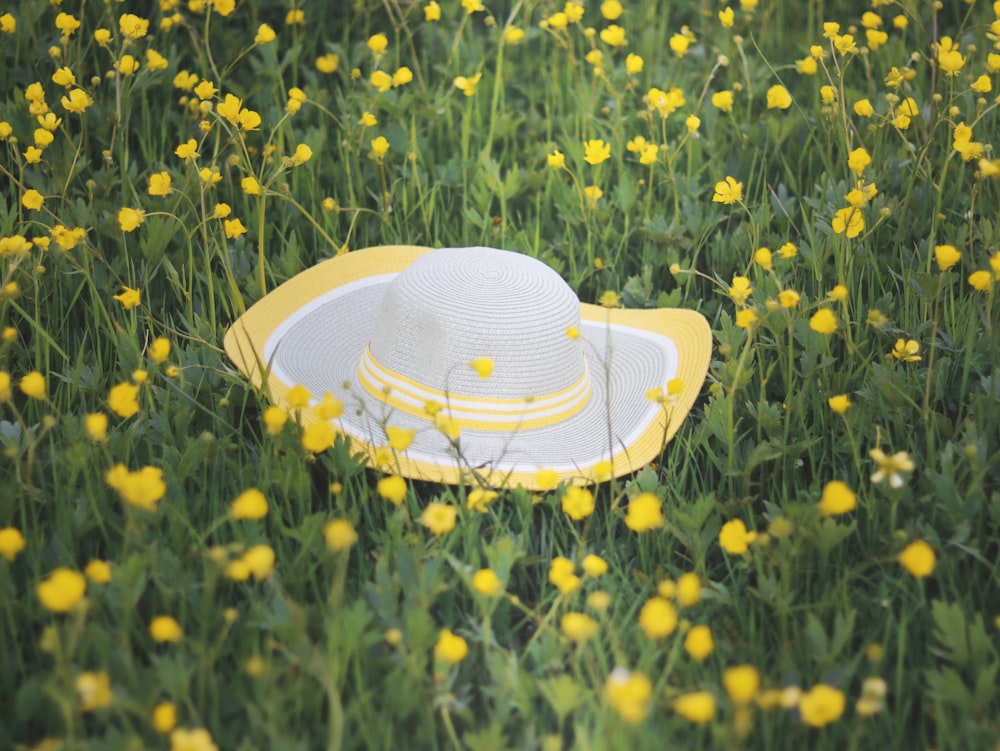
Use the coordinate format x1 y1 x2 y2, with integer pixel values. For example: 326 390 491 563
324 519 358 552
684 624 714 661
301 421 335 453
19 371 46 400
561 486 595 521
818 480 856 517
150 615 184 643
454 73 483 97
933 244 961 271
799 684 846 727
638 596 678 638
719 518 757 554
809 308 838 334
420 502 457 536
471 568 503 597
897 540 935 578
76 671 113 711
231 488 268 520
113 285 141 309
561 612 599 643
713 175 743 204
766 84 792 109
434 628 468 663
470 357 494 378
674 691 716 723
827 394 852 414
0 527 26 562
118 208 145 232
37 567 87 612
625 492 665 532
105 464 166 510
377 475 408 505
148 171 173 196
255 23 276 44
583 139 611 165
605 668 653 723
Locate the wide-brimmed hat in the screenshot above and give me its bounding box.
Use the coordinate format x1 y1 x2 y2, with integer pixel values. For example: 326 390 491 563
224 245 711 489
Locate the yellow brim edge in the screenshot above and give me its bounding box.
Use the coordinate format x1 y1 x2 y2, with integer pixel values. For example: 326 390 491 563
223 245 713 490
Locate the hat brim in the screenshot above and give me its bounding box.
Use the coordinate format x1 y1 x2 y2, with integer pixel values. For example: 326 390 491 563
224 245 712 489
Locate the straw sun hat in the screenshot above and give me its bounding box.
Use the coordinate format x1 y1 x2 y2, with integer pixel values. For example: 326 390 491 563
224 245 711 489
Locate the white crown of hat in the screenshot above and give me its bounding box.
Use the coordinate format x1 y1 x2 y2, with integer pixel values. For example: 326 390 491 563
356 247 593 430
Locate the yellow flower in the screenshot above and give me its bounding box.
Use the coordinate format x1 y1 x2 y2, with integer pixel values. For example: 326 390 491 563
0 12 14 33
898 540 935 577
462 0 485 13
535 468 559 491
711 90 735 112
599 24 627 47
0 527 26 561
108 381 140 418
719 6 735 28
76 671 113 711
561 612 599 643
470 356 493 378
55 12 82 37
324 519 358 552
601 0 624 19
799 684 846 727
150 615 184 643
719 518 757 554
285 9 305 24
754 246 772 270
724 664 760 704
146 49 168 71
370 136 390 159
809 308 838 334
818 480 857 517
119 12 149 39
676 572 701 607
105 464 166 511
625 492 664 532
847 147 872 176
827 394 852 414
549 556 580 594
223 218 247 240
684 625 714 661
583 139 611 165
584 185 604 207
170 728 218 751
316 54 340 74
547 149 565 169
263 406 288 435
85 559 112 583
471 568 503 597
175 139 199 160
934 244 961 271
152 702 178 733
19 371 46 399
84 412 109 442
118 208 145 232
638 596 678 638
777 290 800 309
367 33 388 56
832 205 865 238
301 421 335 453
116 54 140 77
561 486 595 520
623 53 643 75
766 84 792 109
243 544 275 580
669 32 691 57
0 372 9 403
424 2 442 22
378 475 407 505
853 99 875 117
937 37 965 76
968 270 992 291
111 285 141 312
254 23 276 44
869 448 915 488
21 189 44 211
728 276 753 305
434 628 468 663
604 668 653 723
581 554 607 578
713 175 743 204
148 171 173 197
587 590 611 611
889 338 920 362
673 691 716 723
37 567 87 612
796 56 818 75
639 143 658 165
231 488 268 520
467 488 498 513
454 73 483 96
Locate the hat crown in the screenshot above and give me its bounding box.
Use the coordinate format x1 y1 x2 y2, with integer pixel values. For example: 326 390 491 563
368 247 585 400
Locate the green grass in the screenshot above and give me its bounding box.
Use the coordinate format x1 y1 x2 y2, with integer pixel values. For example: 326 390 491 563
1 0 999 749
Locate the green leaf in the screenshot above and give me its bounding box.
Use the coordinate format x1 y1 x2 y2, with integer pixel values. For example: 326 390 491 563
538 673 589 723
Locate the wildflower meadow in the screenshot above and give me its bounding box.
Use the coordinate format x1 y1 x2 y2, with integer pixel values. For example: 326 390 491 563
2 0 1000 748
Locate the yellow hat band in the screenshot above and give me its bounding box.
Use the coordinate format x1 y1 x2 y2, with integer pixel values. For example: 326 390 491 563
356 344 593 432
